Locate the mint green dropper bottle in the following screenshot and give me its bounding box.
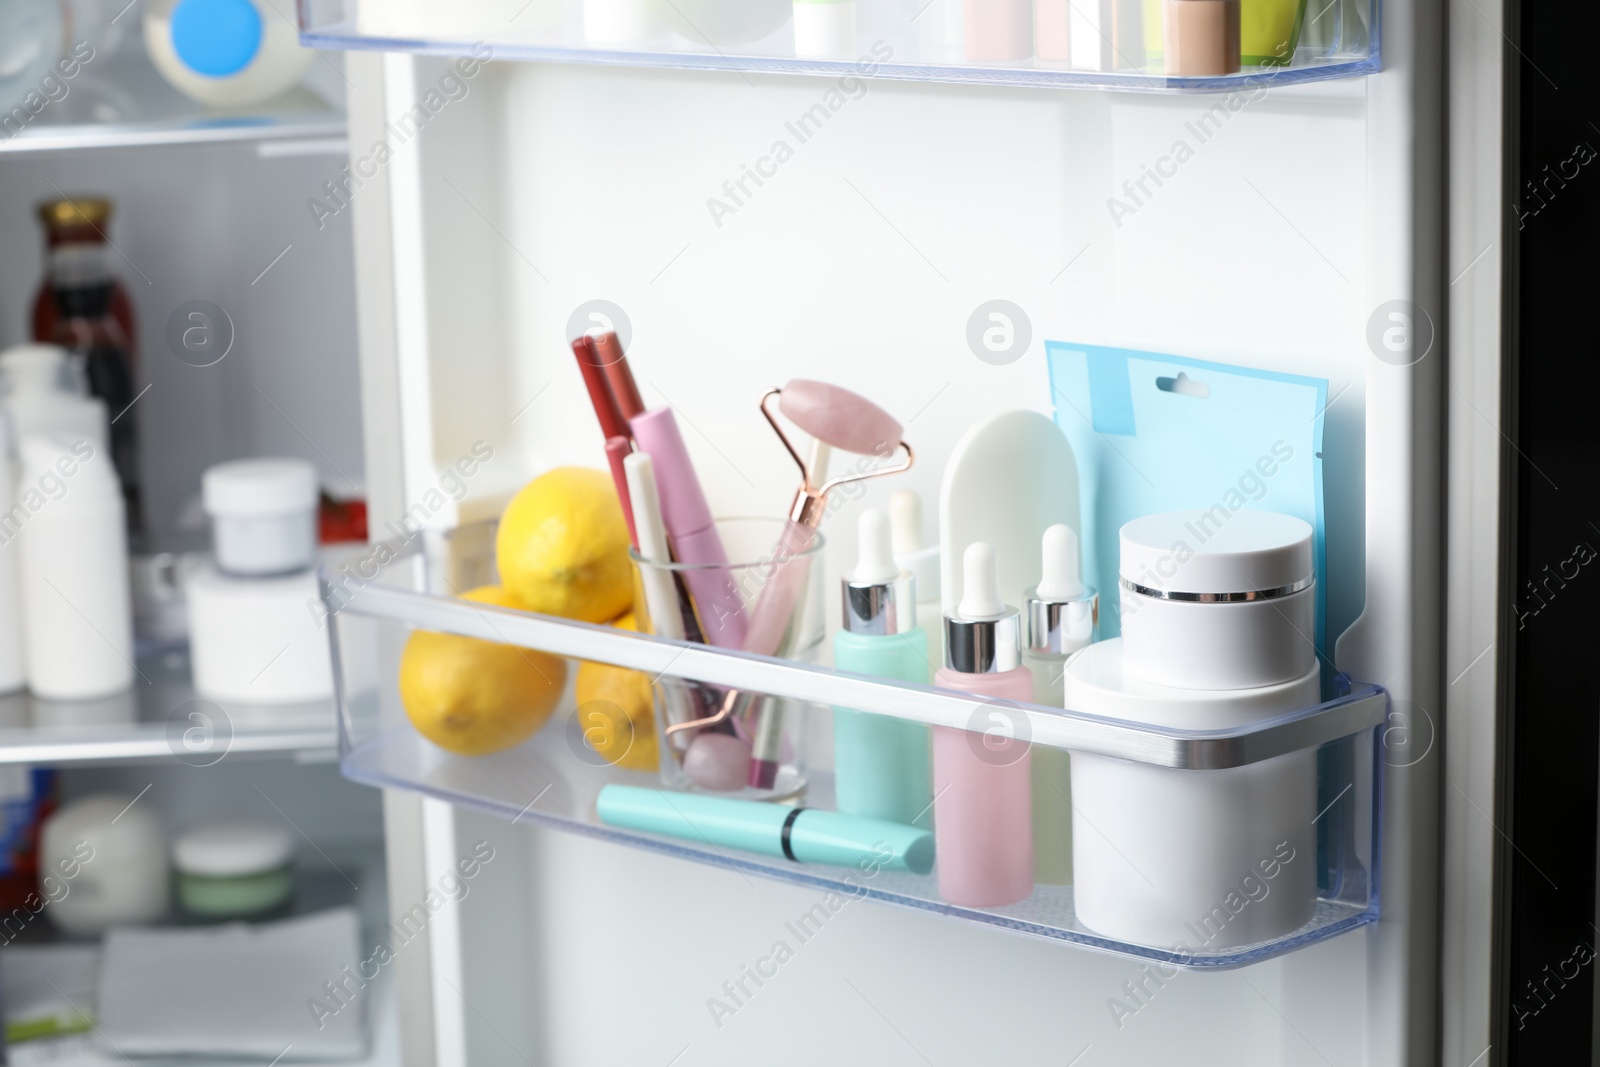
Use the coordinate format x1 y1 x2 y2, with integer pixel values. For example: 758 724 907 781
831 508 934 830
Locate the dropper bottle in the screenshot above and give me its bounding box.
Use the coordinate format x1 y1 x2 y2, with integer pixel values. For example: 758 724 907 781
1023 524 1098 885
889 490 943 669
931 542 1034 907
832 509 934 828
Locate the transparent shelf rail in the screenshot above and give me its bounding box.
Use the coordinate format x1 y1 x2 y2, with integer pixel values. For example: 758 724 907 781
0 648 336 766
299 0 1378 93
325 524 1383 970
0 46 343 155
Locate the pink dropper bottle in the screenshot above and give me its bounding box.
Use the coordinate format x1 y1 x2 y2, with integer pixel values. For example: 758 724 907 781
931 542 1036 908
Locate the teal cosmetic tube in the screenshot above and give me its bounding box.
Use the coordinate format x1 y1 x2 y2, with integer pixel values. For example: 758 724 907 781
831 509 934 828
595 785 934 875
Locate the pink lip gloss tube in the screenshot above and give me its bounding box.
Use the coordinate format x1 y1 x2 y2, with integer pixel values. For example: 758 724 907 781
932 542 1035 908
629 406 748 649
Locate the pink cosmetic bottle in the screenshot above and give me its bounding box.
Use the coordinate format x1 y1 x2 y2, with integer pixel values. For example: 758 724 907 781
932 542 1035 907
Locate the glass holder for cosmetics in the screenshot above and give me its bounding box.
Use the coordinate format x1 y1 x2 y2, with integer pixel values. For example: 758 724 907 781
297 0 1379 94
323 521 1385 970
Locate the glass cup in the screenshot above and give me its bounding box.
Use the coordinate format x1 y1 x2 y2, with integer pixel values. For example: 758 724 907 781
630 517 825 802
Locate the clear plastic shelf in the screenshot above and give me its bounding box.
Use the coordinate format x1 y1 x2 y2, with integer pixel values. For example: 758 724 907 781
298 0 1378 94
323 522 1382 968
0 40 343 155
0 647 335 766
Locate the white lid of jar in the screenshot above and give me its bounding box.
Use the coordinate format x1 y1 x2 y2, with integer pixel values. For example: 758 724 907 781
203 459 318 519
1119 510 1313 596
1063 638 1321 730
173 821 294 876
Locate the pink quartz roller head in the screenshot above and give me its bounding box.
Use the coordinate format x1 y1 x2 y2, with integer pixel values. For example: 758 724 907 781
777 379 905 460
761 380 913 527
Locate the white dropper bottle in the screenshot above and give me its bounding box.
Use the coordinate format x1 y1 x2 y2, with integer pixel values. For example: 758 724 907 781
1024 524 1097 704
1023 524 1099 886
889 489 943 668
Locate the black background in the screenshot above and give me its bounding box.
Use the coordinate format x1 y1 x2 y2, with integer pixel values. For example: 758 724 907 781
1506 0 1600 1059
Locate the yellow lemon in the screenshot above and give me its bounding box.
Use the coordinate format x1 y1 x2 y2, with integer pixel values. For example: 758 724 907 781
496 467 632 624
399 586 567 756
573 613 659 772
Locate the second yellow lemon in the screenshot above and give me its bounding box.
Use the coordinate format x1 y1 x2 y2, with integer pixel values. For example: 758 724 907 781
574 613 659 772
398 586 567 756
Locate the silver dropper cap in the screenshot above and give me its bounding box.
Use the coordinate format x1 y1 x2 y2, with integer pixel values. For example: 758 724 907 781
1025 588 1098 654
944 542 1021 674
1025 524 1097 654
843 507 917 636
843 571 917 635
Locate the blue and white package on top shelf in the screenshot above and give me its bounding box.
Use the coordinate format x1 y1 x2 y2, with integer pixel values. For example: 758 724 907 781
144 0 312 108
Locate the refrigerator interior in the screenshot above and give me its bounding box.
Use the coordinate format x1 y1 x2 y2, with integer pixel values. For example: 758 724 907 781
0 143 365 551
0 31 399 1059
345 32 1438 1064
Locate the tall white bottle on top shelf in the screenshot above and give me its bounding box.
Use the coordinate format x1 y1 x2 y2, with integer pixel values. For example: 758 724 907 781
17 435 133 700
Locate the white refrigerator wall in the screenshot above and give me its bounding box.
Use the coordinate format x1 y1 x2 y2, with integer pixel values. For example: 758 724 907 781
347 28 1438 1066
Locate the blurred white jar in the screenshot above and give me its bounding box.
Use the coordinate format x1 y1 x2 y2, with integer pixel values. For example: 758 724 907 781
189 458 331 703
144 0 311 107
203 458 318 577
43 794 168 936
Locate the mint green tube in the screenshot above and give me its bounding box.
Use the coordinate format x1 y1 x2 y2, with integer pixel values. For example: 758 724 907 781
832 628 934 829
595 785 934 875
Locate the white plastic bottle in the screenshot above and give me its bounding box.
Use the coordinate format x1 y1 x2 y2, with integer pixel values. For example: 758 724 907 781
0 410 26 693
17 435 133 699
0 344 109 453
144 0 312 108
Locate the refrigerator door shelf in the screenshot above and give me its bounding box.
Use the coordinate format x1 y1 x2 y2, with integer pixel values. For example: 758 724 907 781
297 0 1378 93
322 521 1384 970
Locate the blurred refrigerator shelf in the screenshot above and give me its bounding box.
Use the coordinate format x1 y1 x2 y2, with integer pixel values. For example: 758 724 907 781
0 648 335 765
298 0 1378 92
3 841 399 1066
0 35 345 155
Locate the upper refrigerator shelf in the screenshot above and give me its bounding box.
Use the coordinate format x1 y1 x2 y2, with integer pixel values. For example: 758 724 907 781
0 34 344 155
297 0 1379 92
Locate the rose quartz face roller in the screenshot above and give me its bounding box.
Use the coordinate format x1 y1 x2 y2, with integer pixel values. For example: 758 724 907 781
668 379 914 791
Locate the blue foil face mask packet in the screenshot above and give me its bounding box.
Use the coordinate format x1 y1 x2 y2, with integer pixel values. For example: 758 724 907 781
1045 342 1333 659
